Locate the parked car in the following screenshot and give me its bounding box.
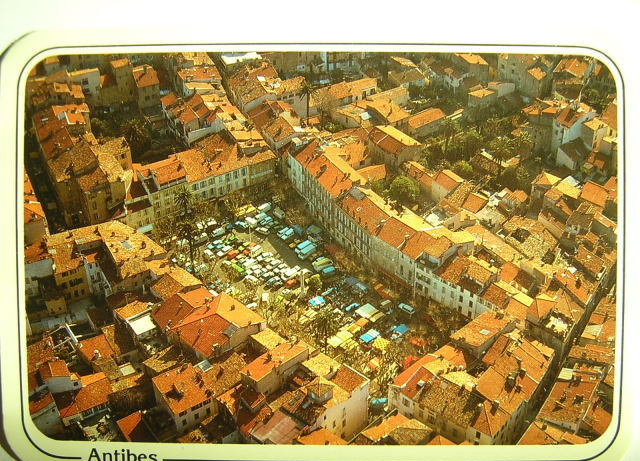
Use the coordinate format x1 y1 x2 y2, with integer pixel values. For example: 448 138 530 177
284 278 299 289
257 202 272 213
211 227 226 238
235 220 248 230
256 226 270 236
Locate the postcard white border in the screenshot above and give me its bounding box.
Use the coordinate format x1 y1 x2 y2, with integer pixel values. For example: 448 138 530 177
0 28 630 461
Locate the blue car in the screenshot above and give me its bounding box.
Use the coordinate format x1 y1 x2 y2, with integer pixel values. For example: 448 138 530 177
235 221 248 230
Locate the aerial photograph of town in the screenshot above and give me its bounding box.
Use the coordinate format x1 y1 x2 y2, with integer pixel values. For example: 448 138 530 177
23 50 618 446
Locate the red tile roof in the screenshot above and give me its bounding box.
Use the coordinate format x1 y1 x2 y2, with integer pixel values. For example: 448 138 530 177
297 428 347 445
580 181 608 208
152 364 216 415
116 411 156 442
53 373 112 419
133 65 159 88
242 342 308 381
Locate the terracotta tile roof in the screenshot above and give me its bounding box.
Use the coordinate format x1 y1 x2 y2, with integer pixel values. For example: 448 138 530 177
462 192 488 213
142 346 183 375
553 57 590 79
538 372 600 427
555 103 594 129
414 375 484 428
552 270 596 307
151 268 202 300
469 88 495 99
101 323 136 357
53 372 112 418
434 169 464 191
193 133 276 177
160 92 178 108
38 359 71 380
450 311 512 348
600 102 617 132
78 334 116 363
362 98 410 124
330 365 367 393
318 78 377 102
360 413 411 442
152 286 212 330
27 336 55 373
532 171 561 187
368 125 420 154
203 352 247 397
579 181 608 208
388 68 425 86
177 65 221 83
518 419 587 445
403 161 433 189
437 255 496 295
294 141 364 198
250 408 303 444
472 399 510 437
356 163 387 182
481 283 510 308
241 342 308 381
173 313 231 357
132 65 159 88
250 329 287 354
407 107 446 130
427 435 456 445
116 411 156 442
297 428 347 445
455 53 489 66
152 364 216 415
29 390 55 415
527 66 547 81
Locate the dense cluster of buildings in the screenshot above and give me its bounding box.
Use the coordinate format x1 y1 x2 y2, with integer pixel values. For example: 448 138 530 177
24 51 617 445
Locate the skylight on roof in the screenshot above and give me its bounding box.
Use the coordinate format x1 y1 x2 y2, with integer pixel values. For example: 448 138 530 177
479 329 491 335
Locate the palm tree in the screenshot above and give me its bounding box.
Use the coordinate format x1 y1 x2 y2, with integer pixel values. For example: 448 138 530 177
440 117 460 157
299 78 319 122
174 186 195 217
311 305 340 353
488 136 514 169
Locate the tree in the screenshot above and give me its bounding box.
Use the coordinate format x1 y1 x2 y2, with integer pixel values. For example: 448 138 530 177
452 160 474 179
329 68 344 84
408 83 421 100
498 165 532 192
481 117 503 141
174 186 195 216
488 136 514 167
122 119 151 160
307 274 322 294
223 189 248 217
313 87 339 127
511 131 533 157
459 129 483 160
440 117 460 157
91 117 113 138
311 304 340 352
389 176 419 204
371 180 386 196
299 78 319 122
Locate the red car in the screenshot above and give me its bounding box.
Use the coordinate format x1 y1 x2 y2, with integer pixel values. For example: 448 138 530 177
226 250 239 260
284 278 300 289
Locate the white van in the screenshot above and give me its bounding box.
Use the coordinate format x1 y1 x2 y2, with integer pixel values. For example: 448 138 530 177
211 227 226 238
273 206 285 220
245 217 258 229
257 202 272 213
